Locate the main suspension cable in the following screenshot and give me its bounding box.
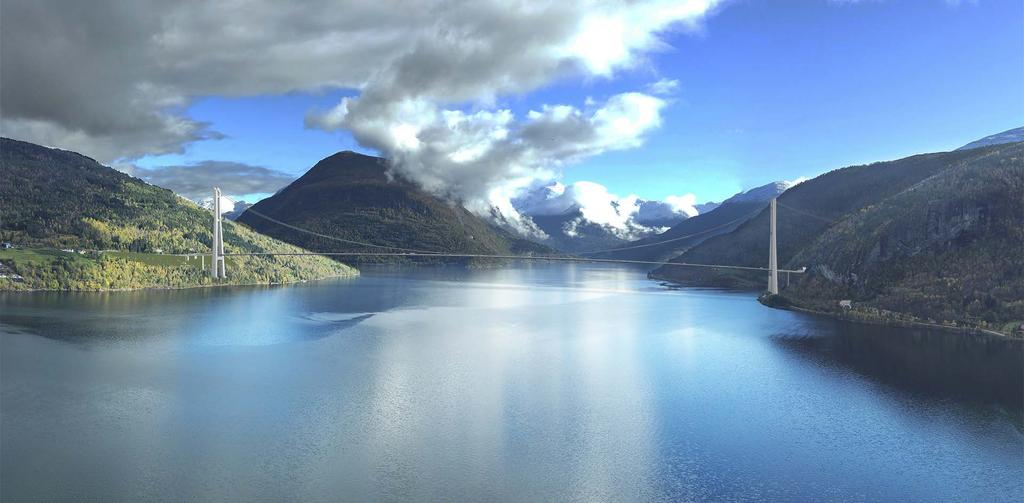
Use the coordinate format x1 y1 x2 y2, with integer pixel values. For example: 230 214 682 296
242 208 452 254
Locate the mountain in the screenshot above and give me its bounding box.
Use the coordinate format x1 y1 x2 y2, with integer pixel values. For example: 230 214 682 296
783 143 1023 333
724 181 794 203
197 196 252 221
635 199 695 228
0 138 355 290
695 201 721 214
501 181 700 253
197 194 237 214
236 151 548 261
526 208 645 253
595 181 792 262
652 143 1024 334
224 201 253 221
197 196 254 221
957 126 1024 151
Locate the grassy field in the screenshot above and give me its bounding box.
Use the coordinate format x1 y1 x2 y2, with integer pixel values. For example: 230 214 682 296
0 249 204 269
0 248 95 267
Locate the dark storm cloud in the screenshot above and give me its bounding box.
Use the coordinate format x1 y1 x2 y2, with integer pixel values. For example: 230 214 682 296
134 162 294 200
1 0 717 222
0 0 431 162
1 0 716 159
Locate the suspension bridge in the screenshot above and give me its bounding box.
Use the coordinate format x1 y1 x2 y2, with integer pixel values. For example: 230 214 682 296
206 188 806 294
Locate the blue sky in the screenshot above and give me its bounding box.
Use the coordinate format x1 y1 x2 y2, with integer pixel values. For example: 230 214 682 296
134 0 1023 204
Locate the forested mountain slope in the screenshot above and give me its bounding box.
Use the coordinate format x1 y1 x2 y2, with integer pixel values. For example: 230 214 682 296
784 144 1023 333
651 143 1024 334
0 138 354 290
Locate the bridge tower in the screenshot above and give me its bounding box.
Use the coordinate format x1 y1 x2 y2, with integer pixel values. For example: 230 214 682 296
210 187 226 279
768 198 778 294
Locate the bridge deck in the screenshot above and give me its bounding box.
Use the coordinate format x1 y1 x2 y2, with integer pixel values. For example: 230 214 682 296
210 251 806 273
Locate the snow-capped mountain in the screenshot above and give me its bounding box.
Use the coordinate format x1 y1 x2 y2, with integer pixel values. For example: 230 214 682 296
195 195 251 220
957 126 1024 151
594 180 798 262
495 181 713 253
224 201 253 221
722 181 795 204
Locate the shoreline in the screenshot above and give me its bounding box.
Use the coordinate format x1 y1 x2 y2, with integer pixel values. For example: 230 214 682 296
647 271 1015 338
7 264 1017 339
760 296 1014 338
0 247 360 294
0 270 360 294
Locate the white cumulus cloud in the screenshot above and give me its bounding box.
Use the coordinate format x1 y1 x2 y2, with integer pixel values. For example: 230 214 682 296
2 0 720 204
309 92 667 210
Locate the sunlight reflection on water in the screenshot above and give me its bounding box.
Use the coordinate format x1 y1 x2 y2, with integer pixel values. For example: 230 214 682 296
2 264 1021 501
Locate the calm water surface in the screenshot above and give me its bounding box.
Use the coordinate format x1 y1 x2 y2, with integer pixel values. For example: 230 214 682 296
2 264 1021 501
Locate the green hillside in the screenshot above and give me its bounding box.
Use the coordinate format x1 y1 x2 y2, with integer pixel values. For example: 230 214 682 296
237 151 550 263
0 138 356 290
652 143 1024 334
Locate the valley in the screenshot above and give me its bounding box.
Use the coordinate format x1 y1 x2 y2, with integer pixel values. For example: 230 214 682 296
2 129 1022 336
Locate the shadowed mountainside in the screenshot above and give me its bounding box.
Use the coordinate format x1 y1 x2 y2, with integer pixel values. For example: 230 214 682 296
237 151 550 262
652 142 1024 334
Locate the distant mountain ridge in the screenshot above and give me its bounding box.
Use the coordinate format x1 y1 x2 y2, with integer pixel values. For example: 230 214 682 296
225 201 253 221
197 195 252 221
499 181 704 253
595 181 794 262
237 151 549 261
723 181 794 203
957 126 1024 151
694 201 721 214
526 208 645 253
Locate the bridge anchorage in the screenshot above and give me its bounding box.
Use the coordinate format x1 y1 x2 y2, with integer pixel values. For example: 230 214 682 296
207 187 802 292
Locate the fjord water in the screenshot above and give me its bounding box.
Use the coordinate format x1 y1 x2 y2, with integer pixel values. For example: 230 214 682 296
1 265 1021 501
